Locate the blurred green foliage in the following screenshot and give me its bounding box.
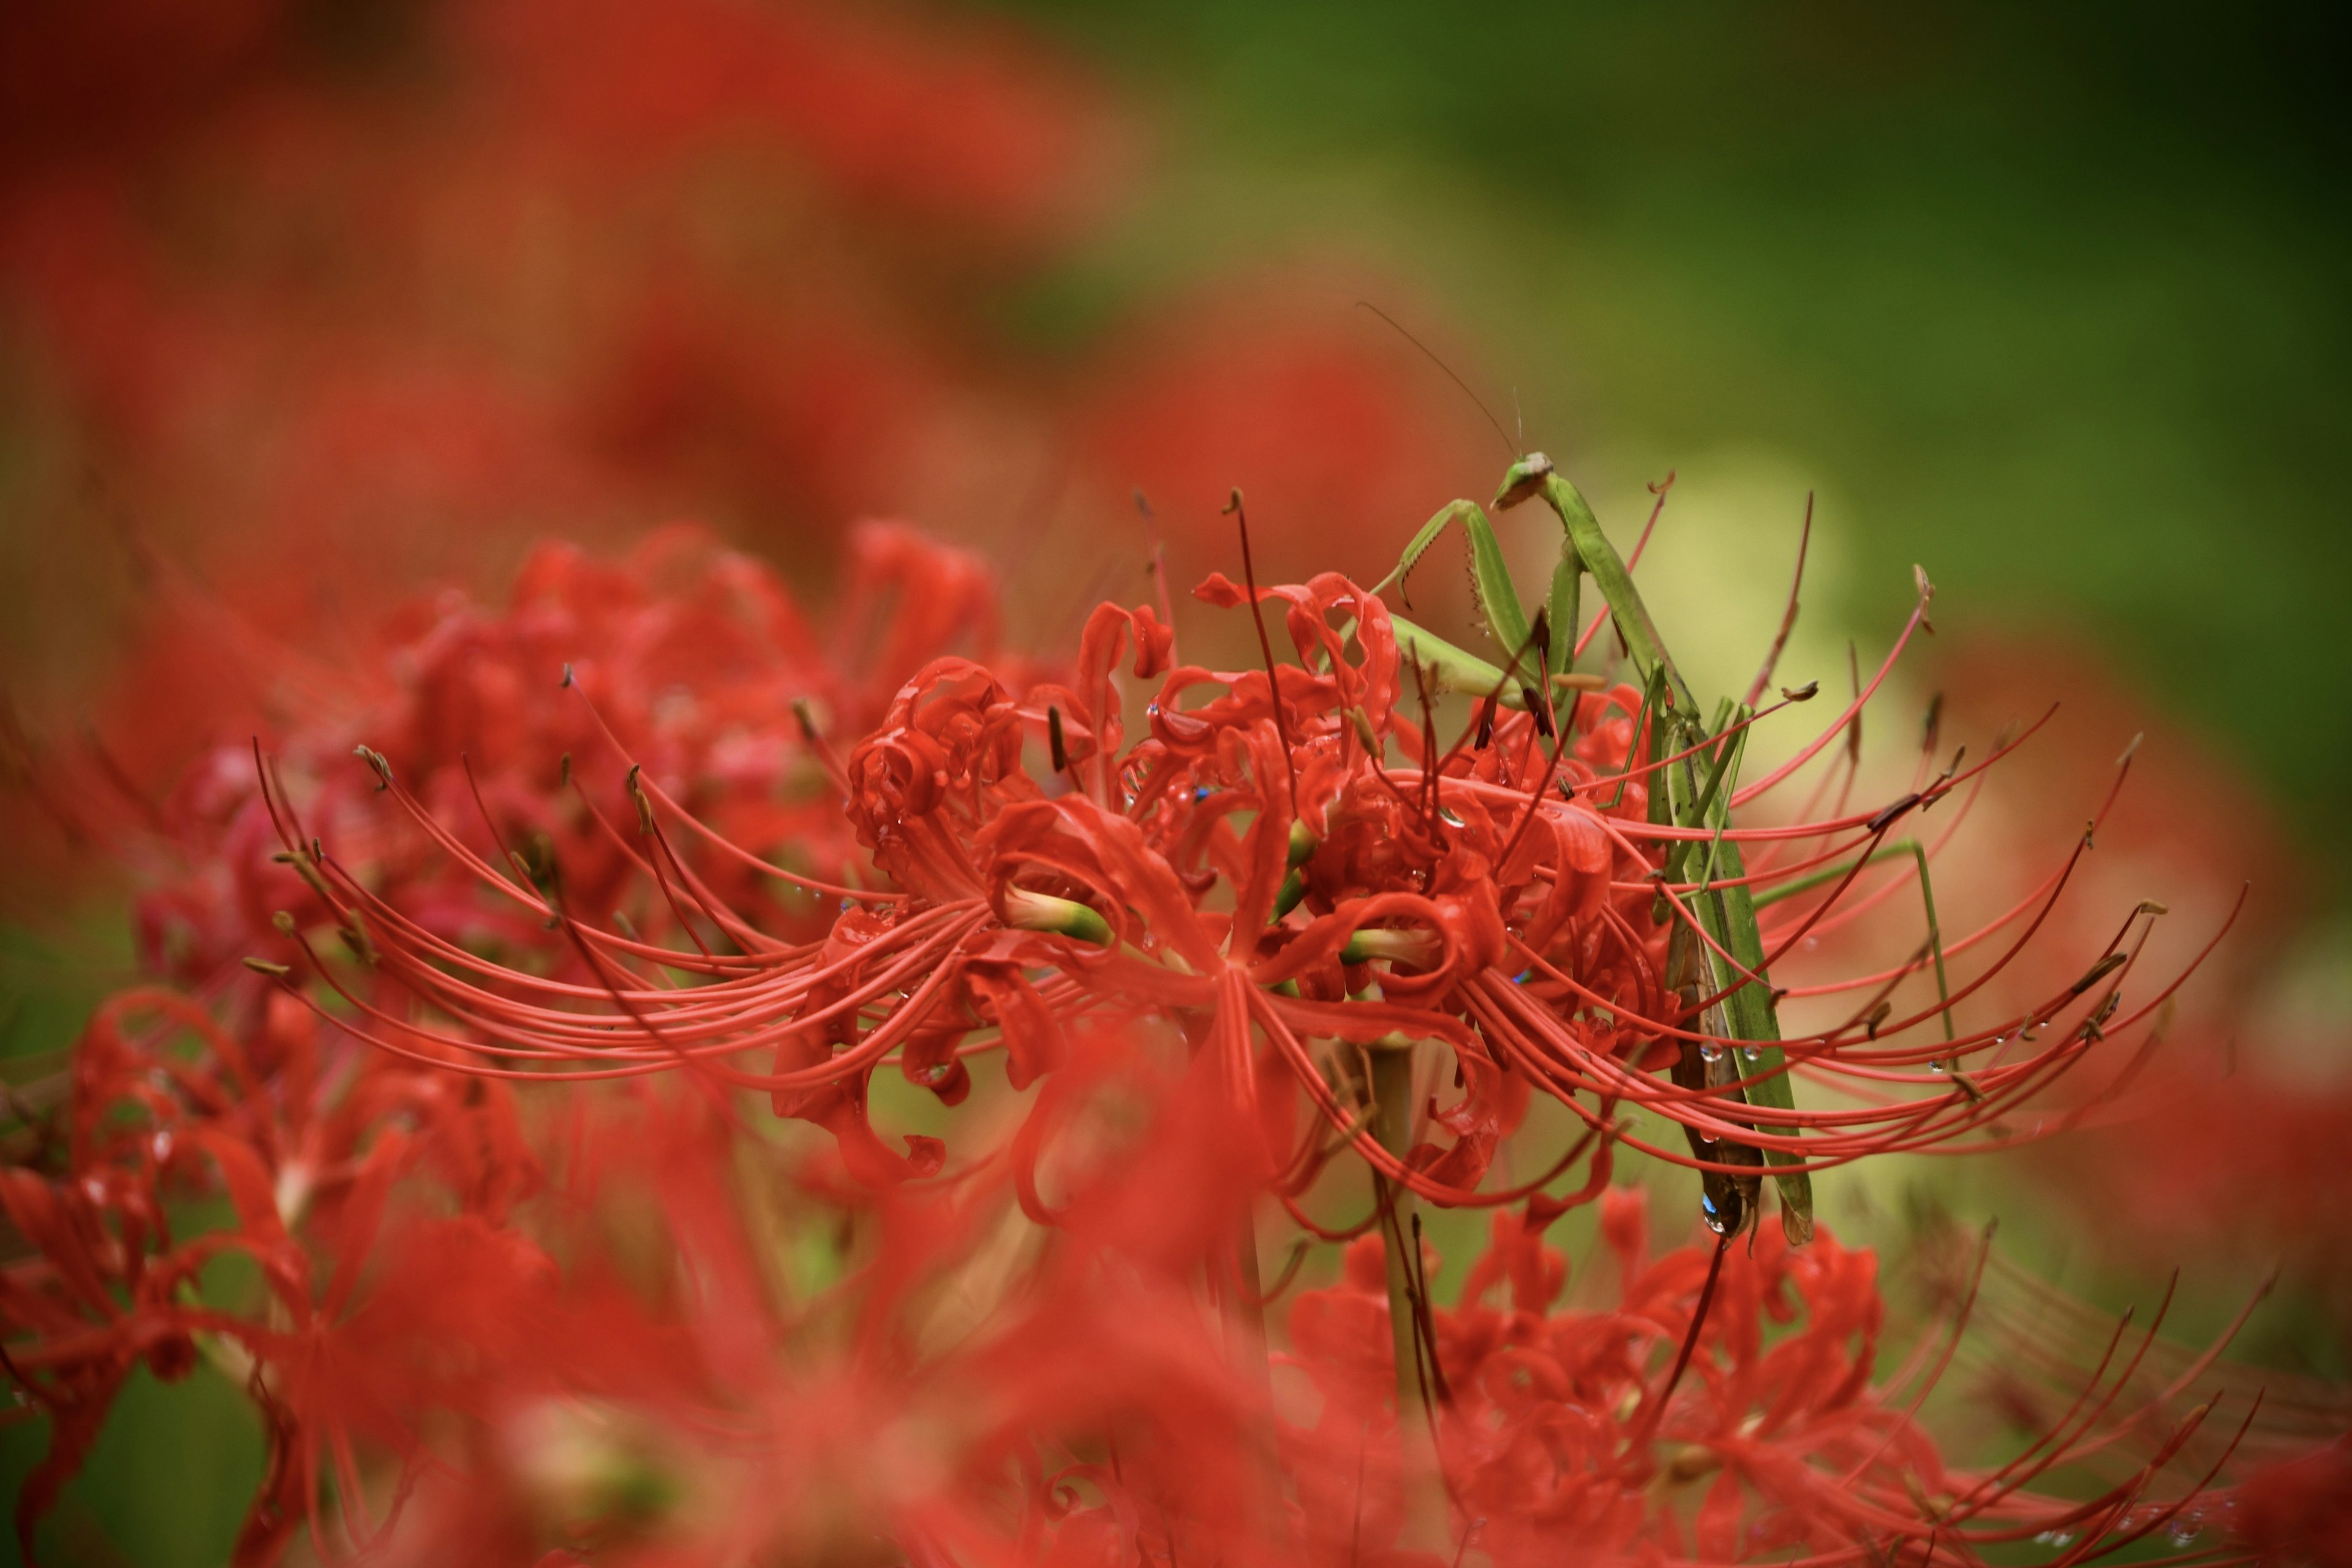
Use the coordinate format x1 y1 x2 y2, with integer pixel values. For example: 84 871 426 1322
986 0 2352 875
1 1366 262 1568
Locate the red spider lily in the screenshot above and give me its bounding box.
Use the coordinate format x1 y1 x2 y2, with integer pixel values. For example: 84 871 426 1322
4 1012 1289 1565
1864 639 2352 1322
120 520 1010 998
7 978 2269 1567
1 521 1028 1559
0 982 537 1562
1283 1186 2266 1567
0 581 2318 1568
284 522 2240 1243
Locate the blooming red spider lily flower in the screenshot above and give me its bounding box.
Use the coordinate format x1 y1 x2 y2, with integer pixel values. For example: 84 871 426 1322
7 446 2308 1560
123 521 1011 997
6 1016 1289 1564
1284 1185 2273 1567
0 983 538 1562
296 455 2239 1250
224 454 2279 1558
0 523 1029 1556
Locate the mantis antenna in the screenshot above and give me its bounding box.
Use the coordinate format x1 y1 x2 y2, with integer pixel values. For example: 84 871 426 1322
1355 301 1518 459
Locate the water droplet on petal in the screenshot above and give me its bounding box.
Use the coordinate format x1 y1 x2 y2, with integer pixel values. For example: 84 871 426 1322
1929 1058 1948 1073
1699 1043 1724 1064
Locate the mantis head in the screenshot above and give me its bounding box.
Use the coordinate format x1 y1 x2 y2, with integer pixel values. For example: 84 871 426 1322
1493 451 1555 510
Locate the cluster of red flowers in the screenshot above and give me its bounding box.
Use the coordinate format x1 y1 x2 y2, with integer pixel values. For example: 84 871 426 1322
265 466 2225 1233
1 521 1003 1555
9 428 2340 1564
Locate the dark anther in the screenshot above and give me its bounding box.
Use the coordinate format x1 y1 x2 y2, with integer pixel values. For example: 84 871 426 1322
1523 687 1554 738
1866 793 1921 834
2070 952 2128 997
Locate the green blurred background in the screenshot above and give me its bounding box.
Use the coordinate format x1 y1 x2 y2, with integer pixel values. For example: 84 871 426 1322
989 0 2350 856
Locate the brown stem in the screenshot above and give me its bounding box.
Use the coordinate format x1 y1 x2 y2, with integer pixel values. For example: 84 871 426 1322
1370 1041 1447 1542
1371 1045 1429 1427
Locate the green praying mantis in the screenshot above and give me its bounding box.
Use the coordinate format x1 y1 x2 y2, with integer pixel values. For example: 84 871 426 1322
1370 451 1818 1246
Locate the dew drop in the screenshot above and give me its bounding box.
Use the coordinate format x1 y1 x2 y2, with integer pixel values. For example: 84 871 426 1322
1741 1046 1761 1063
1438 805 1466 828
2167 1521 2201 1547
2033 1530 2075 1547
1700 1191 1729 1235
1193 786 1212 803
1699 1043 1724 1064
1928 1058 1948 1073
